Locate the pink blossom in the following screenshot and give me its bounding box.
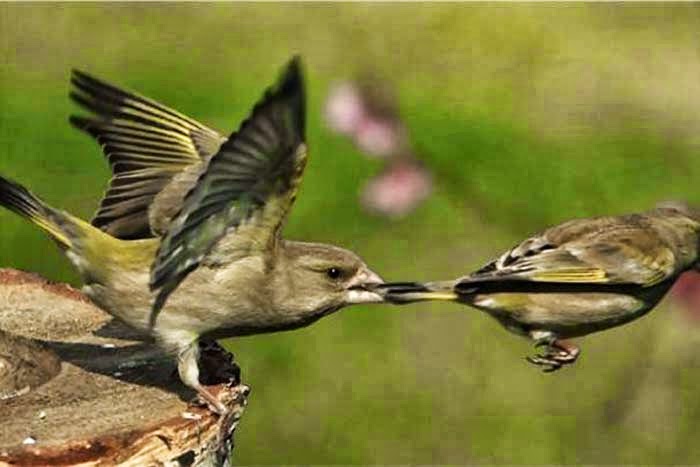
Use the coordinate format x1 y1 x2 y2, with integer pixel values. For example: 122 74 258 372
324 83 366 135
354 119 401 159
361 161 432 218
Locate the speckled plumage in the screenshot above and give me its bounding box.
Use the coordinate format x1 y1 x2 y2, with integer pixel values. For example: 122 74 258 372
382 205 700 371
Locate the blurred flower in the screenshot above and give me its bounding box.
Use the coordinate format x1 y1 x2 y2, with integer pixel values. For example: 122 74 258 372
670 270 700 322
325 80 407 160
324 83 366 136
355 119 402 158
325 75 434 219
361 160 432 218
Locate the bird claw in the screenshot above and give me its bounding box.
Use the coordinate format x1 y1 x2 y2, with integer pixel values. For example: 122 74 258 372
191 390 228 416
190 393 210 409
526 341 580 372
525 355 562 372
534 340 550 349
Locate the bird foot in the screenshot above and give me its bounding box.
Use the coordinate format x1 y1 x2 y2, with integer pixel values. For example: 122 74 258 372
526 340 580 372
190 385 229 416
188 387 237 453
182 339 241 415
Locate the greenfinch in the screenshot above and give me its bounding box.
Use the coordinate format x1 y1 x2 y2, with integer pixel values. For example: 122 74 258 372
0 57 385 413
380 204 700 371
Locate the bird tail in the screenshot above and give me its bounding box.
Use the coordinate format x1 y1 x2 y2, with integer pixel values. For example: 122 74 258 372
0 175 80 249
377 281 459 304
0 175 156 282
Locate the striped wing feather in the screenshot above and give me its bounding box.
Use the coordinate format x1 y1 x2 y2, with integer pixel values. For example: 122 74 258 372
148 57 306 325
70 70 225 239
461 217 677 292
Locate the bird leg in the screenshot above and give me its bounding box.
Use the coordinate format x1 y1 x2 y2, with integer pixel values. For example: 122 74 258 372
525 333 580 372
177 340 228 415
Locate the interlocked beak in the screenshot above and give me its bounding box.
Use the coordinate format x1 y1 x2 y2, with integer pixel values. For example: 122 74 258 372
346 268 385 304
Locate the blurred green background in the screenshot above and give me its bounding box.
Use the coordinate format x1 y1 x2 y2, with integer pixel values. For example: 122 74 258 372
3 3 700 464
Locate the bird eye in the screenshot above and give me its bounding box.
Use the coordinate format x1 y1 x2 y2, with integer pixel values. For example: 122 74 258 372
326 267 342 280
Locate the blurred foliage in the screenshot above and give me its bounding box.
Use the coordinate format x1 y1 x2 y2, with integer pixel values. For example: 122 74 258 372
2 3 700 464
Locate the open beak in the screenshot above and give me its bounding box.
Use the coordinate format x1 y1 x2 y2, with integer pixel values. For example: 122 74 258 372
346 268 385 304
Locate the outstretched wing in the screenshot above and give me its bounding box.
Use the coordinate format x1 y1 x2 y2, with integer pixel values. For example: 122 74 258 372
459 216 678 293
70 70 225 239
148 57 306 326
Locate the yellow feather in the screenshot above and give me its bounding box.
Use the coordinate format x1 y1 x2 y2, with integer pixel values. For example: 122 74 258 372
31 215 71 248
532 268 608 283
72 216 158 271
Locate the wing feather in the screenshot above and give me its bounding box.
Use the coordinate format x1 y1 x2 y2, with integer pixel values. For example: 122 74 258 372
148 57 306 326
462 216 679 292
70 70 226 239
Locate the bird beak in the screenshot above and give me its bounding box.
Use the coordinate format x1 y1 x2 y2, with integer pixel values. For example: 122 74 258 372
346 268 385 304
370 282 432 303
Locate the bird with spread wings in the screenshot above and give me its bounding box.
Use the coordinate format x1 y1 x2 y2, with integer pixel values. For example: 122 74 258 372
380 205 700 371
0 57 385 414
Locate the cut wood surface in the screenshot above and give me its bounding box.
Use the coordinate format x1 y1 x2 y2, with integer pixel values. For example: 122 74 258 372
0 269 249 466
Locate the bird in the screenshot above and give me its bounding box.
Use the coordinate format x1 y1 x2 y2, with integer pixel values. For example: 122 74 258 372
378 204 700 371
0 57 386 414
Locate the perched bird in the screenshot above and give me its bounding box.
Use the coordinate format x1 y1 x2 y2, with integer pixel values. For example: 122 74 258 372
380 204 700 371
0 57 385 413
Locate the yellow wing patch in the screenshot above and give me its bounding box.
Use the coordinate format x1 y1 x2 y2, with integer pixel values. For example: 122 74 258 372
532 268 608 283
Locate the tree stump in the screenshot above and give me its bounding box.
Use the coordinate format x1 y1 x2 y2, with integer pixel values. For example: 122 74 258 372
0 269 249 466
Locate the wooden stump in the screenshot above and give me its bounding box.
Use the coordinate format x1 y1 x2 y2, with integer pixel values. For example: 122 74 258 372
0 269 249 466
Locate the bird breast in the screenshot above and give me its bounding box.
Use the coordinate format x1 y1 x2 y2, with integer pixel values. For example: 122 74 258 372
470 285 668 339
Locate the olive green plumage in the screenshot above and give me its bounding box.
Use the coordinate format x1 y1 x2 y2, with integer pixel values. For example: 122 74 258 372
381 205 700 371
0 57 385 413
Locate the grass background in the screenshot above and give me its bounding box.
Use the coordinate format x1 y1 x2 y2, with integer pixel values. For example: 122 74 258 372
2 3 700 464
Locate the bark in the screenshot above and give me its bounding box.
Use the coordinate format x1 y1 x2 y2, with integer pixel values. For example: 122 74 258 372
0 269 248 466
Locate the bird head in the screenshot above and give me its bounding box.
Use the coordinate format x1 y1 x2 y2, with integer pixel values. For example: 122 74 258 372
275 241 385 319
655 200 700 271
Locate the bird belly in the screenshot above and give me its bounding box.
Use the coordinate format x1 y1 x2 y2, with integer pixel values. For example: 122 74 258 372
82 253 335 349
469 284 670 339
80 253 297 354
82 270 153 332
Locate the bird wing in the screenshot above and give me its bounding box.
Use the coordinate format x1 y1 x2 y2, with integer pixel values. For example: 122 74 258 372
70 70 226 239
462 216 678 291
148 57 306 326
